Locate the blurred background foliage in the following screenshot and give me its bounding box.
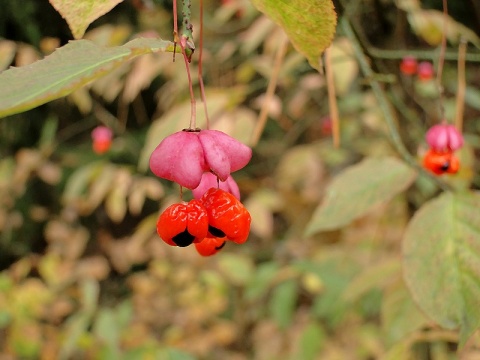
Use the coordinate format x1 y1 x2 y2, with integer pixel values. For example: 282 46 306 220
0 0 480 358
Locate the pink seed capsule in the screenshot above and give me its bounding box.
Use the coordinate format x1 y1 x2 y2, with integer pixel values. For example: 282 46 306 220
417 61 434 81
425 123 464 152
91 126 113 154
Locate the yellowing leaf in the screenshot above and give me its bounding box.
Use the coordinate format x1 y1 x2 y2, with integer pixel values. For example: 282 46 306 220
408 10 480 48
403 191 480 347
250 0 337 70
49 0 124 39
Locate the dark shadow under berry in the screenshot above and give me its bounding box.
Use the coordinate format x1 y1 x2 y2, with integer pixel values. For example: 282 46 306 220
209 226 225 238
215 241 226 250
172 229 195 247
440 162 450 171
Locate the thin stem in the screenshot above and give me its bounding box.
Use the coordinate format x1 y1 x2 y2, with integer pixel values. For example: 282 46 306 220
177 0 196 129
198 0 210 129
173 0 178 61
325 46 340 148
250 35 288 146
182 47 197 129
435 0 449 119
341 18 451 191
455 39 467 132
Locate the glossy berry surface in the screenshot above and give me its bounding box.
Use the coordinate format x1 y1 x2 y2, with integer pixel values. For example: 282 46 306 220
156 199 209 247
200 188 251 244
400 56 417 76
426 124 464 152
194 237 226 256
423 149 460 175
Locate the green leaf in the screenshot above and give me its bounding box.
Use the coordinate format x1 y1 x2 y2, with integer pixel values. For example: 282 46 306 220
217 253 254 286
381 279 429 345
295 322 326 360
49 0 124 39
249 0 337 70
403 191 480 346
343 258 401 303
94 308 120 350
245 261 280 301
305 157 417 235
269 279 298 329
0 38 177 118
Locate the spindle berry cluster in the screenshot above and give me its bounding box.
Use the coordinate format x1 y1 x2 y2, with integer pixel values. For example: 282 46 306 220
149 129 252 256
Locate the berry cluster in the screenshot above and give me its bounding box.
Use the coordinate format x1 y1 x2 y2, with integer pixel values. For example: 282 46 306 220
423 123 464 175
400 56 434 82
150 129 252 256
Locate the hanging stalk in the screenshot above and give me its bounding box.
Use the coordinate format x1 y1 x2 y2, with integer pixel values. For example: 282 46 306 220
455 39 467 132
198 0 210 129
173 0 197 129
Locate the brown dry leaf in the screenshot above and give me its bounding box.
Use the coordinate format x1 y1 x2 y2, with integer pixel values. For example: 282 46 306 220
75 256 110 280
49 0 125 39
86 164 117 212
37 162 62 185
275 144 325 203
39 37 61 54
330 37 358 96
0 40 16 71
84 24 132 46
122 54 163 103
105 168 131 223
38 254 75 287
243 189 284 239
252 94 282 119
68 87 93 114
211 107 257 147
44 220 89 259
15 44 40 67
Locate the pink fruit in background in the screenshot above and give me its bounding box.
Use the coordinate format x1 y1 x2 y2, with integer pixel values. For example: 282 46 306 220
426 124 464 152
91 126 113 154
417 61 434 81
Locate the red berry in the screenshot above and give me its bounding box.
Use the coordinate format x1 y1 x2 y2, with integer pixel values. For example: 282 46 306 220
200 188 251 244
400 56 417 76
194 237 226 256
93 139 112 154
423 149 459 175
156 199 209 247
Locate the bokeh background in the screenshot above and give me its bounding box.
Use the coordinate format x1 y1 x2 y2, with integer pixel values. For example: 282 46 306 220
1 0 480 358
